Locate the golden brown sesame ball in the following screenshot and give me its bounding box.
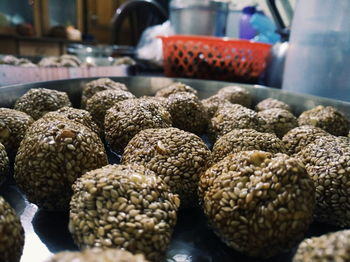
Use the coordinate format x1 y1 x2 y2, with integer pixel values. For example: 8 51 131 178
198 150 315 258
14 88 71 120
297 136 350 227
155 82 198 98
14 118 108 210
282 125 331 155
201 95 234 119
216 85 252 108
43 107 101 136
209 104 272 140
293 230 350 262
69 164 180 262
122 127 211 207
86 90 135 128
257 108 298 138
298 105 350 136
81 78 128 108
255 98 291 112
105 98 172 153
0 196 24 262
165 92 208 134
212 129 287 163
0 142 9 185
0 108 34 156
46 248 149 262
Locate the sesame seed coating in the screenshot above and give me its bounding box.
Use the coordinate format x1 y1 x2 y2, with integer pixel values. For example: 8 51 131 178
201 95 234 119
0 142 9 185
255 98 291 112
216 85 252 108
155 82 198 98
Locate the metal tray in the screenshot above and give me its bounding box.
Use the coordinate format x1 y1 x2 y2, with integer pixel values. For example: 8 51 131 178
0 77 349 262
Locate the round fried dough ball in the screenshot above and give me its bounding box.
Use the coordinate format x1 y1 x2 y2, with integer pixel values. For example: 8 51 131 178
43 107 101 136
81 78 128 108
298 105 350 136
0 196 24 262
165 92 208 134
255 98 291 112
257 108 298 138
14 88 71 120
292 230 350 262
209 104 272 140
69 164 180 262
212 129 286 163
282 125 331 155
14 118 108 210
122 127 211 207
0 108 34 156
199 151 315 258
46 248 149 262
105 98 172 152
86 90 135 128
155 82 198 98
0 143 9 185
201 95 234 118
217 85 252 108
297 136 350 227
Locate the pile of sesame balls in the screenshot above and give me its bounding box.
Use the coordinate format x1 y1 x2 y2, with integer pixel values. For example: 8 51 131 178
0 77 350 261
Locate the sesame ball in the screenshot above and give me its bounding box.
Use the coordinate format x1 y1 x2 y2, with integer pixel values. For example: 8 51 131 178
282 125 331 155
14 88 71 120
298 105 350 136
14 118 108 210
255 98 291 112
198 151 315 258
257 108 298 138
0 196 24 262
122 127 211 207
0 143 9 185
46 248 149 262
81 78 128 108
104 98 172 153
292 230 350 262
209 104 272 140
69 164 180 262
297 136 350 227
212 129 287 163
86 90 135 128
165 92 208 134
0 108 34 156
216 85 252 108
201 95 234 118
155 82 198 98
43 107 101 136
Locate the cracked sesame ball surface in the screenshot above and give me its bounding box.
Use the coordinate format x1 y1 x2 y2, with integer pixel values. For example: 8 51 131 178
293 230 350 262
0 196 24 262
209 104 272 140
43 106 101 136
298 105 350 136
257 108 298 138
81 78 128 108
86 89 135 128
69 164 180 262
0 142 9 185
297 135 350 227
282 125 331 155
0 108 34 156
155 82 198 98
255 98 291 112
14 118 108 210
165 92 208 134
14 88 71 120
216 85 252 108
122 127 211 207
211 129 286 163
46 248 149 262
105 98 172 153
198 150 315 258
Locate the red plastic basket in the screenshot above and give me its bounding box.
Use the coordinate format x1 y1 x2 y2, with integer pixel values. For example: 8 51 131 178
160 35 272 83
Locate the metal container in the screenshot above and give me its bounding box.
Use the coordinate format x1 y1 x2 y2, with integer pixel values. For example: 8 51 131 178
1 77 349 262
